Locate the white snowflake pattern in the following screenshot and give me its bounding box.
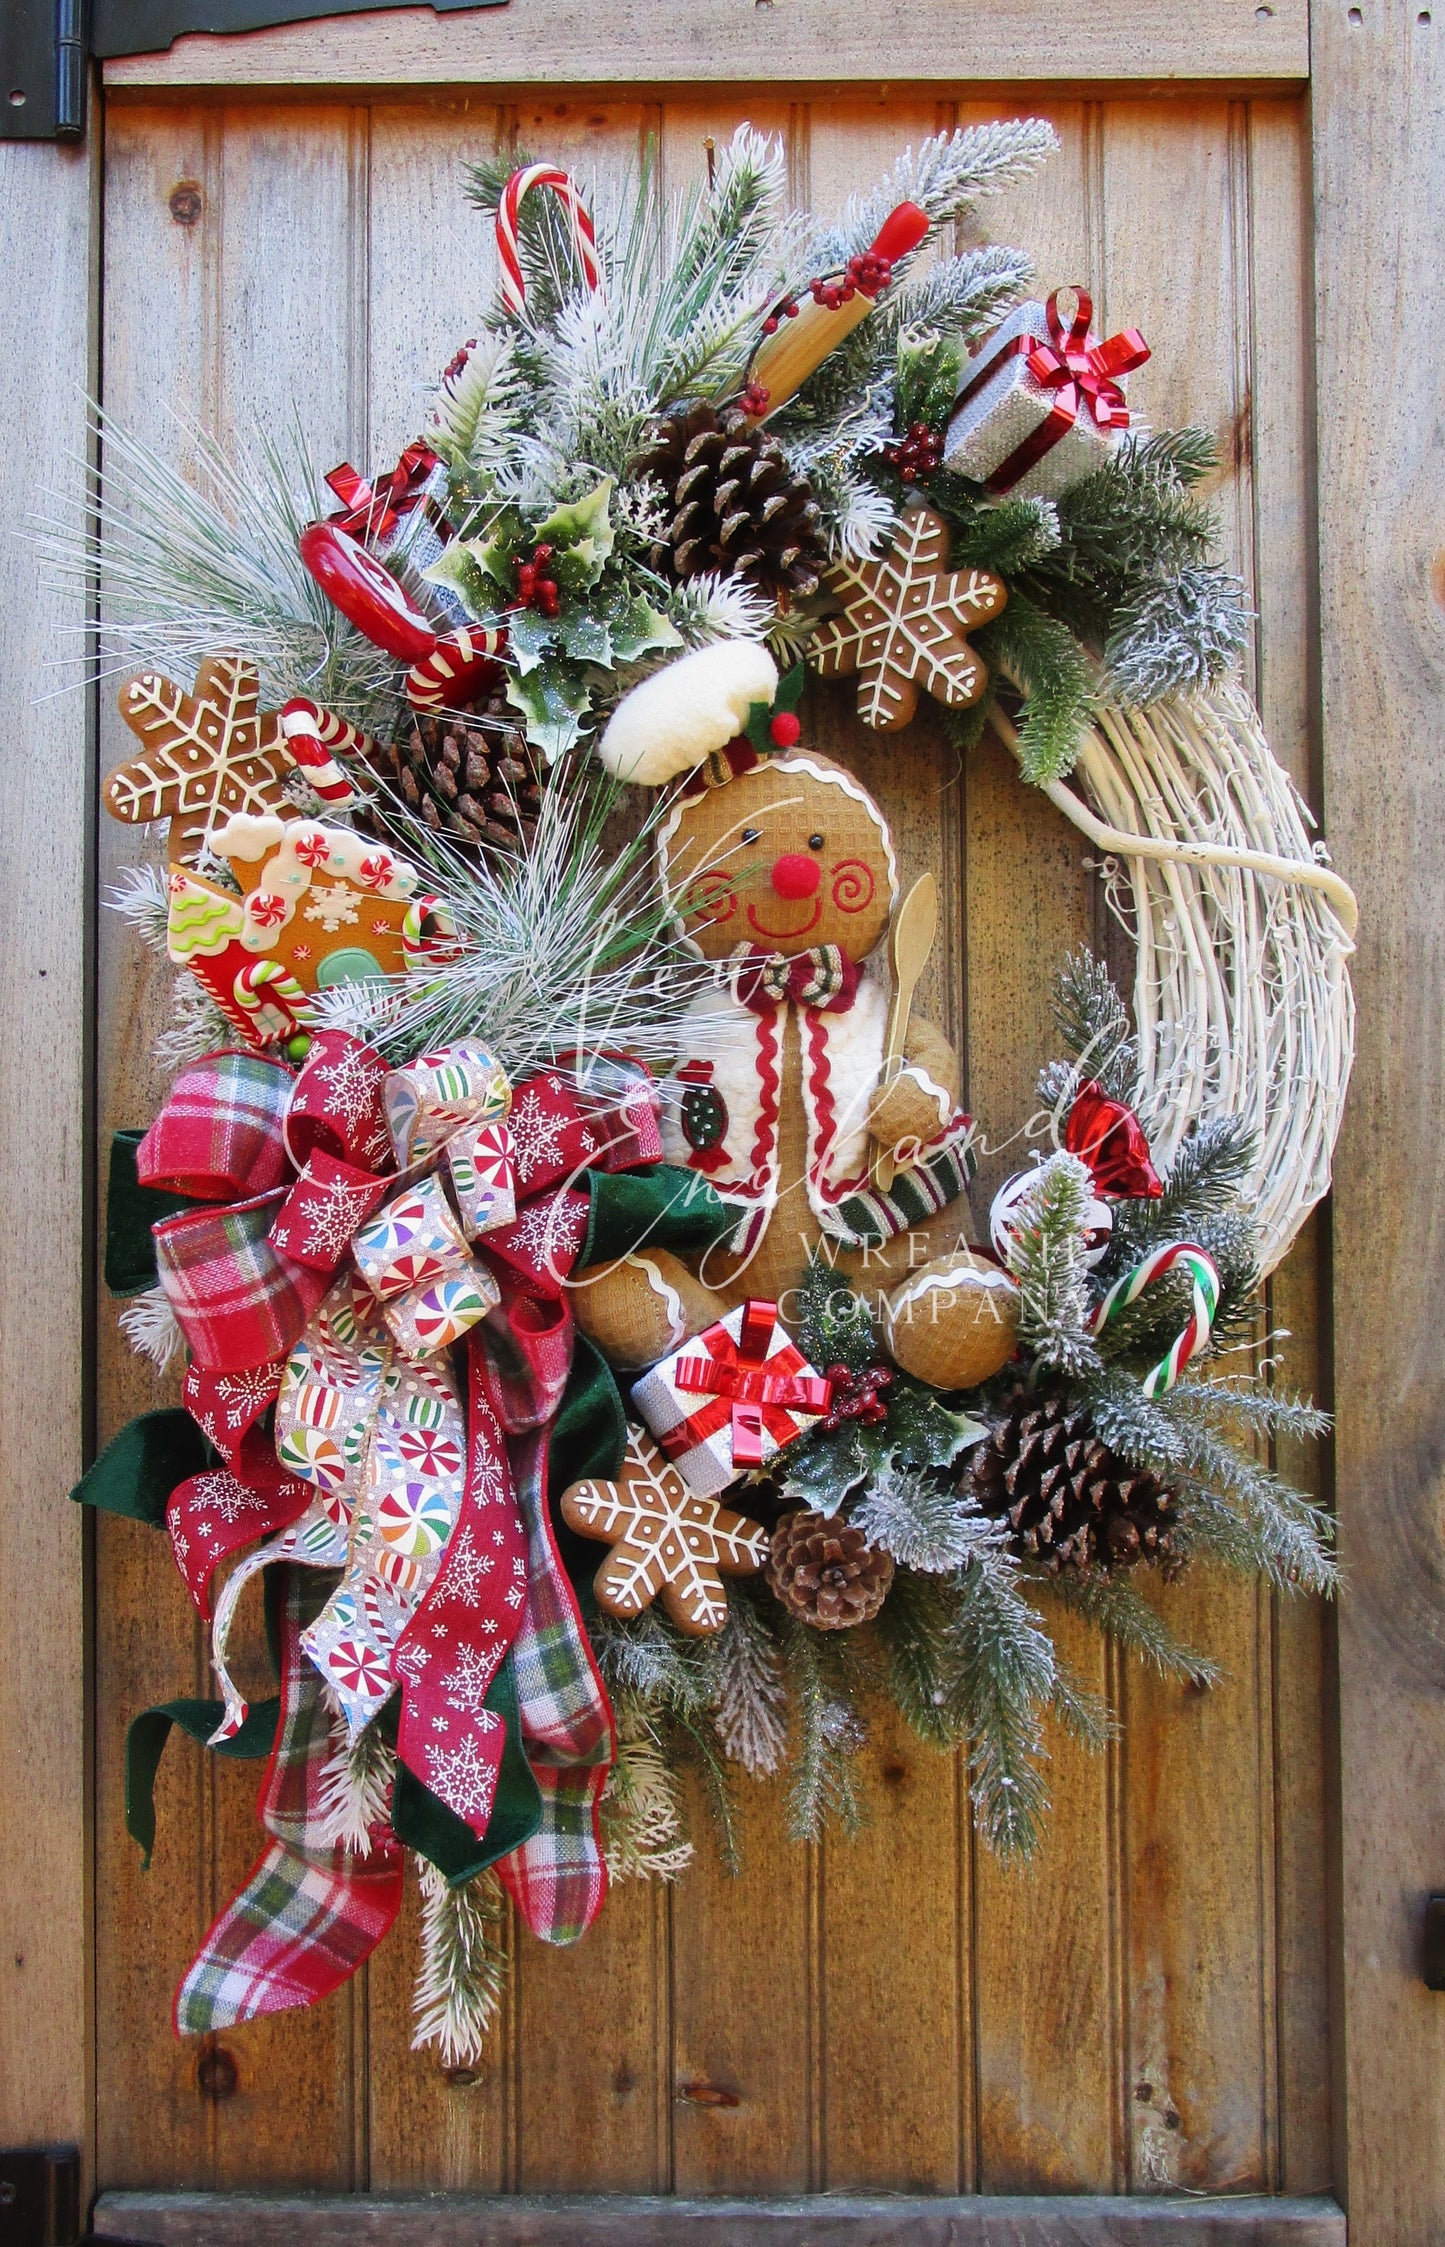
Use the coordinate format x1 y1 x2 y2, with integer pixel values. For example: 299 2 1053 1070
426 1728 500 1823
440 1525 495 1607
507 1087 569 1185
276 1169 380 1265
173 1531 190 1560
509 1193 585 1276
199 1365 281 1432
505 1586 525 1610
431 1714 451 1733
393 1642 430 1681
468 1447 506 1508
312 1041 384 1138
303 881 361 931
188 1470 266 1526
577 1126 598 1156
443 1641 497 1713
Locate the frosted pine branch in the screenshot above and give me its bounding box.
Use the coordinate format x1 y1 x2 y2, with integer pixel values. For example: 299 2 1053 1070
849 1462 1005 1574
820 121 1060 264
314 1711 396 1855
708 1593 788 1778
105 862 172 953
603 1695 694 1882
1104 563 1252 705
1003 1151 1102 1377
411 1861 508 2072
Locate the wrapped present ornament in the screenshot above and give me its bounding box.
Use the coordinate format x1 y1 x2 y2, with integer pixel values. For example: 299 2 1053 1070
323 441 468 622
944 286 1150 501
630 1299 833 1499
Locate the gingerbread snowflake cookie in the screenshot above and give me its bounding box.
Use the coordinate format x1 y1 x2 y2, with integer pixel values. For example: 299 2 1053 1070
106 653 297 867
559 1429 770 1635
809 502 1006 730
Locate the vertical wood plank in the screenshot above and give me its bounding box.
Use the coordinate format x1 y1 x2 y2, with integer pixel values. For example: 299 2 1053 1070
0 125 97 2160
1245 92 1333 2198
1100 96 1274 2195
1312 2 1445 2240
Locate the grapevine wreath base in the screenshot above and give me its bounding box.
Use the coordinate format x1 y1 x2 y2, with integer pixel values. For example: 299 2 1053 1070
59 123 1356 2066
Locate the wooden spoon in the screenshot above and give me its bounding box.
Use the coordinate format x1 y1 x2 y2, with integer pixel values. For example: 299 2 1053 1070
872 871 938 1191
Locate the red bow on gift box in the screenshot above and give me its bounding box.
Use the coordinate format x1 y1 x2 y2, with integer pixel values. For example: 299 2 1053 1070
325 440 451 549
672 1300 835 1469
1025 287 1150 435
1063 1079 1163 1201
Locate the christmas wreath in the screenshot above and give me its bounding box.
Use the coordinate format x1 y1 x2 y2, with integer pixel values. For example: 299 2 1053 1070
58 122 1357 2068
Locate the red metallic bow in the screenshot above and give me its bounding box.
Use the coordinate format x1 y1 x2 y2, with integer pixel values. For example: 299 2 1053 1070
674 1300 835 1469
1063 1080 1163 1201
325 440 448 548
1026 288 1150 435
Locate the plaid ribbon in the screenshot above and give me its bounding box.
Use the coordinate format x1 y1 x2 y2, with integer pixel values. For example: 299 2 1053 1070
736 943 859 1015
137 1049 294 1201
153 1190 330 1375
175 1567 404 2035
497 1429 616 1945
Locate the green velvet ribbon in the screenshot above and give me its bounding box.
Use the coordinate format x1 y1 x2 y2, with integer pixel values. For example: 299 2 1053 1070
70 1408 216 1526
105 1128 197 1297
391 1656 542 1883
126 1696 283 1868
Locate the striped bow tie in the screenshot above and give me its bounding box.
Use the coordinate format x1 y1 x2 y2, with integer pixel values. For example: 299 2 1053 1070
737 944 860 1015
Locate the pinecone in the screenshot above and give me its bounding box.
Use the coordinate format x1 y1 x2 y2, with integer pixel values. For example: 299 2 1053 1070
364 693 543 853
766 1508 894 1630
631 402 828 602
966 1383 1183 1578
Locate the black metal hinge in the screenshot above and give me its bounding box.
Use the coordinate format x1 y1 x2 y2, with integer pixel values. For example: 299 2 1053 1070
0 2147 81 2247
1 0 508 141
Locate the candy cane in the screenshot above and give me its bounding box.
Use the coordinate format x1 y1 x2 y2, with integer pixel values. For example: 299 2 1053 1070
1088 1241 1221 1397
496 163 602 317
405 625 508 714
280 698 369 806
233 957 311 1046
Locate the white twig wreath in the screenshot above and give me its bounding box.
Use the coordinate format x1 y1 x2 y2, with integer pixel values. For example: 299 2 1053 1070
993 681 1357 1276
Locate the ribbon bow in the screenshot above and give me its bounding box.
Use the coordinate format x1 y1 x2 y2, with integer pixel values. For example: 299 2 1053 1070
673 1300 834 1469
325 440 450 549
1062 1079 1163 1202
1026 287 1150 435
736 943 860 1016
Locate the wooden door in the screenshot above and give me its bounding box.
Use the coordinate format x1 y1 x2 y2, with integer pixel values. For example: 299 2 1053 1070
2 5 1439 2242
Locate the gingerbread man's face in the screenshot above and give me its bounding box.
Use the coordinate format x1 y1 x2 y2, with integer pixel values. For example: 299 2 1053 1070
658 753 897 963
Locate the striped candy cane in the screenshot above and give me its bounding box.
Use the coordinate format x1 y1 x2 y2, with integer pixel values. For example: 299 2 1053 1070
1088 1241 1221 1397
280 698 370 806
405 624 509 713
496 163 602 317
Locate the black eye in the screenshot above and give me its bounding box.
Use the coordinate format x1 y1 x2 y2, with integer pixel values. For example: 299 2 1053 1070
808 833 825 851
741 827 762 844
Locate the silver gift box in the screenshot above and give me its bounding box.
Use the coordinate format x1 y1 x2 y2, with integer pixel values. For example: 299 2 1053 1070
944 299 1129 502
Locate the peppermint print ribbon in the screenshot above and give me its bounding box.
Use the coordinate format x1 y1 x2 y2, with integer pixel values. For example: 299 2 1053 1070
1088 1241 1221 1396
496 163 602 317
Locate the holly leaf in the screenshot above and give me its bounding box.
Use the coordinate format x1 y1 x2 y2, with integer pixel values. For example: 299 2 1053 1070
744 658 805 755
779 1426 872 1517
422 540 503 622
884 1374 988 1469
558 607 614 666
506 662 592 761
537 478 616 592
505 606 556 674
607 592 683 664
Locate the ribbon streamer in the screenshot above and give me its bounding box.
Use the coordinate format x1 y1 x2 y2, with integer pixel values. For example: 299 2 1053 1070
496 163 602 317
1088 1241 1220 1397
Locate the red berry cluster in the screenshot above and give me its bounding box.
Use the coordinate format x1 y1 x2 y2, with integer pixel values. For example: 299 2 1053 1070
821 1362 894 1431
512 543 561 618
442 338 477 382
884 421 945 485
760 297 801 338
738 380 772 417
809 251 895 313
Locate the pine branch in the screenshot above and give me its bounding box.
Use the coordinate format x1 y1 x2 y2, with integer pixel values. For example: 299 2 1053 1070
411 1862 508 2071
819 122 1059 265
948 1551 1056 1858
707 1583 789 1778
849 1461 1003 1574
314 1703 396 1854
782 1616 865 1843
1048 947 1137 1099
975 593 1098 784
667 1706 743 1875
1048 1656 1117 1751
1049 1571 1218 1686
1003 1152 1103 1378
602 1691 694 1880
1104 563 1251 704
1165 1378 1330 1444
951 494 1062 579
592 1609 714 1718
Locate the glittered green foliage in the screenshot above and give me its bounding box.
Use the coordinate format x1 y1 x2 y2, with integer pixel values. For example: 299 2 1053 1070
1047 947 1138 1101
791 1261 878 1376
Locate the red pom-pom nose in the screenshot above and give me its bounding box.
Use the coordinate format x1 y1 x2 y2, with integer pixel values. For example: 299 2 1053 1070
771 853 821 901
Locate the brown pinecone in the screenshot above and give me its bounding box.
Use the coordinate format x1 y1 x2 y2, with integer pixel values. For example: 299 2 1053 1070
965 1382 1183 1578
631 402 827 602
365 693 543 853
766 1508 894 1630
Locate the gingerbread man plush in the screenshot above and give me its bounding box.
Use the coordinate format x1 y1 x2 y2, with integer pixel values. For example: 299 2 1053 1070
573 643 1020 1393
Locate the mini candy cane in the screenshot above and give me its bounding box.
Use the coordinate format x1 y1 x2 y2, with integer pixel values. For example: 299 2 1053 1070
405 624 508 714
233 956 311 1046
1088 1241 1220 1397
496 162 602 317
281 698 369 806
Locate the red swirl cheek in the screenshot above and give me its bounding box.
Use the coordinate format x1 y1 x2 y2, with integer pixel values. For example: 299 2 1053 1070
830 859 877 914
683 871 738 925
